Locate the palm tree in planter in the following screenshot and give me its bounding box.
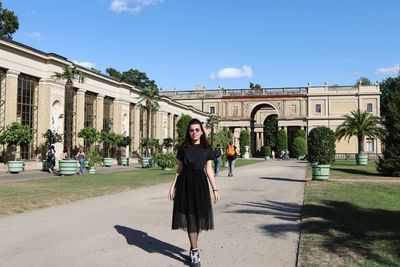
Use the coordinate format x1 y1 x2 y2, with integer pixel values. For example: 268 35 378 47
206 115 221 147
52 66 85 158
137 86 160 162
308 126 336 180
335 109 384 166
0 122 32 173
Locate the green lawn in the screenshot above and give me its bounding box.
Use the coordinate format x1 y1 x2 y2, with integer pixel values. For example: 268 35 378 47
0 159 260 218
299 161 400 267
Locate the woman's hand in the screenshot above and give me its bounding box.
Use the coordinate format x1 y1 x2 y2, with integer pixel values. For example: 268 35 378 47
168 186 175 201
213 190 220 204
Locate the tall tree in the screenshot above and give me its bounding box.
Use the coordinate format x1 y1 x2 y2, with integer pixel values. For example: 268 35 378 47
137 86 160 156
52 66 85 158
106 67 156 89
355 77 372 86
264 115 278 150
0 1 19 39
205 115 221 146
176 115 192 146
377 76 400 176
335 109 383 154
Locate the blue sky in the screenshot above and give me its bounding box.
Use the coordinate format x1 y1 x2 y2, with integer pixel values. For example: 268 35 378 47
3 0 400 90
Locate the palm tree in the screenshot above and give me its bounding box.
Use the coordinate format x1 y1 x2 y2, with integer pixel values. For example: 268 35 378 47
206 115 221 147
52 66 85 158
137 86 159 156
335 109 383 155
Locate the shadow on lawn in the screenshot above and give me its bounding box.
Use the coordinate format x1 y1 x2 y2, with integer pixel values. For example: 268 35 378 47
233 200 400 266
330 167 381 177
114 225 188 264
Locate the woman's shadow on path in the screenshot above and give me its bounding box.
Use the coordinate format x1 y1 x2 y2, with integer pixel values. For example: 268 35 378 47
114 225 189 264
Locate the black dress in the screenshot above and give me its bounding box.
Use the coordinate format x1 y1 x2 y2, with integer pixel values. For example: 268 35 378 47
172 144 215 232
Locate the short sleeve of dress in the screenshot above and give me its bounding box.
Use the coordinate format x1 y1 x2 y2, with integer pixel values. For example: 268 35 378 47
176 146 184 161
207 147 215 161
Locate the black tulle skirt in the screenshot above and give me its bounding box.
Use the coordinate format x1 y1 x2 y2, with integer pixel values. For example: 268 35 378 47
172 167 214 232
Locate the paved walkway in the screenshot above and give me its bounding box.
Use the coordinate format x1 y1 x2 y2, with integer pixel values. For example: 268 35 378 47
0 160 307 267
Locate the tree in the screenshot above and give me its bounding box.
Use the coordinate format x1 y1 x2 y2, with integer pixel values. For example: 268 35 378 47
77 127 99 150
276 129 288 154
0 122 32 160
308 126 336 165
0 1 19 39
355 77 372 86
43 129 63 147
335 109 383 154
377 75 400 176
264 115 278 150
206 115 221 147
239 129 250 157
292 137 307 158
137 86 160 156
295 129 307 140
249 82 262 94
106 68 156 89
176 115 192 146
52 66 85 158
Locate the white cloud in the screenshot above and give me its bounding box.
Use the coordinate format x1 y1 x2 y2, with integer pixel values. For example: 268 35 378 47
72 60 97 70
25 32 43 40
110 0 163 14
209 65 253 80
377 64 400 75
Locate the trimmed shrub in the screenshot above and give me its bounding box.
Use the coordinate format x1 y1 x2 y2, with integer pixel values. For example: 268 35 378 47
277 129 288 154
262 146 271 157
239 130 250 156
307 126 336 165
292 137 307 158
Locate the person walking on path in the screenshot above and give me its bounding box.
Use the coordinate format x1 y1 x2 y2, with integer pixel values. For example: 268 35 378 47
168 118 220 267
271 150 275 160
46 145 56 173
226 141 238 177
75 148 85 175
213 144 223 176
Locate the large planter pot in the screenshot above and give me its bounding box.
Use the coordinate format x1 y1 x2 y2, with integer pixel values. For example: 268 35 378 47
140 157 152 168
163 167 172 171
120 157 129 166
7 160 24 174
59 160 78 176
42 160 51 171
103 157 113 167
312 164 331 180
88 167 96 174
356 154 368 166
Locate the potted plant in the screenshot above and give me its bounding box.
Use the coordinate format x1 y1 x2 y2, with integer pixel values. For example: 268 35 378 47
155 152 177 171
117 135 131 166
162 137 174 153
42 129 62 171
100 131 119 167
85 149 102 174
335 109 383 166
262 146 271 160
308 126 336 180
0 122 33 173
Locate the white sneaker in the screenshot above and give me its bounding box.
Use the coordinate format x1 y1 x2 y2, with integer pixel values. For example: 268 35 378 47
49 168 53 174
190 249 201 266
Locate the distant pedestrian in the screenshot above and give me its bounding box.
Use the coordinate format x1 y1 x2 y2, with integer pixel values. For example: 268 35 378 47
75 148 85 175
284 149 290 160
60 148 68 160
213 144 223 176
226 141 238 177
46 145 56 173
168 118 219 266
271 150 275 160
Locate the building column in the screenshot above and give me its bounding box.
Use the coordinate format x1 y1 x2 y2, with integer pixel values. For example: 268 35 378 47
4 70 19 126
75 89 86 148
168 113 174 139
37 79 52 149
96 94 104 132
133 106 141 153
113 100 122 133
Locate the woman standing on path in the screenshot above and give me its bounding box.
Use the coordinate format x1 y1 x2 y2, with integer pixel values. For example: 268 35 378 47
168 118 220 267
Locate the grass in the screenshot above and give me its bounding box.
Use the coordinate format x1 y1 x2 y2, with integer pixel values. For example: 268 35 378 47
0 159 261 218
299 161 400 267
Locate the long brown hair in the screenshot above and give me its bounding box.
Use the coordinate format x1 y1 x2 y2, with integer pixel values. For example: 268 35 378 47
183 118 210 148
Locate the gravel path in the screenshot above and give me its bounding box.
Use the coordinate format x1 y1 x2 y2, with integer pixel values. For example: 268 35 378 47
0 160 306 267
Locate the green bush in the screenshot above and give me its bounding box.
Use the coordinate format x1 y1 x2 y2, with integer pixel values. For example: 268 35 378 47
78 127 99 149
295 129 307 140
308 126 336 165
85 149 102 168
262 146 271 157
239 130 250 157
292 137 307 158
155 152 177 170
277 129 288 153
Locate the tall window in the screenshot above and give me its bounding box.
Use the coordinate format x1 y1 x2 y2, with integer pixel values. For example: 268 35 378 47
290 105 297 115
209 106 215 114
17 74 38 159
84 92 97 128
366 138 374 152
315 104 321 114
367 103 373 112
103 97 114 132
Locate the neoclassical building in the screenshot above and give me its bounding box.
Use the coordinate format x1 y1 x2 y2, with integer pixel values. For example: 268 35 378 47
0 37 382 166
0 37 210 166
162 84 382 156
